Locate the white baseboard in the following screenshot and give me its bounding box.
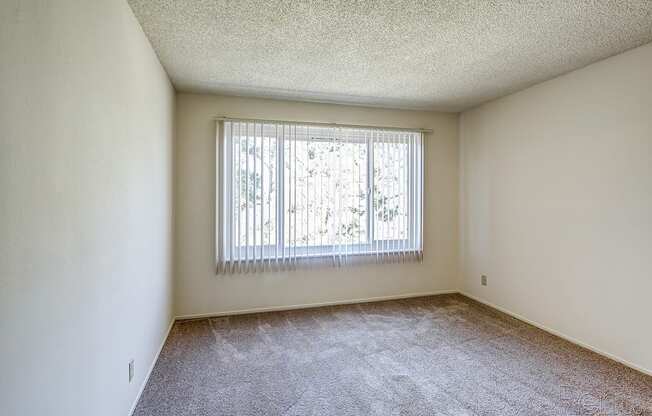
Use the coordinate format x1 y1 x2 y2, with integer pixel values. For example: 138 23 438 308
459 291 652 377
175 289 458 320
129 318 175 416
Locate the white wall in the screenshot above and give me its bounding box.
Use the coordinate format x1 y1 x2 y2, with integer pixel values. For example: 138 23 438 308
175 94 459 317
0 1 175 415
460 43 652 374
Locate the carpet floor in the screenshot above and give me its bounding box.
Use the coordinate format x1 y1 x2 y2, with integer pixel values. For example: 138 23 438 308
134 294 651 415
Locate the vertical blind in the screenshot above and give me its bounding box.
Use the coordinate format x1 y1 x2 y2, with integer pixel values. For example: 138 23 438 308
217 119 423 273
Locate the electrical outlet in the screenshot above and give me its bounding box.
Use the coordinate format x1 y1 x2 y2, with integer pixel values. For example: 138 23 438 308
129 359 135 383
481 275 487 286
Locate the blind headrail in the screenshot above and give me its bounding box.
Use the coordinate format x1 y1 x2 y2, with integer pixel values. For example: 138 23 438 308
215 116 433 134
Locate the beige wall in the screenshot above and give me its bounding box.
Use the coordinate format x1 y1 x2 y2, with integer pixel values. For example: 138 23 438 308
175 94 459 317
460 43 652 374
0 1 175 415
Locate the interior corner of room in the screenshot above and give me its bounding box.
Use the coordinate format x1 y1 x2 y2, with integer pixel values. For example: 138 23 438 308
2 1 651 415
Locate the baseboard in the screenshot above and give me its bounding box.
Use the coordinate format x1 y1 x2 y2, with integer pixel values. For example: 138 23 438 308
128 318 175 416
459 291 652 377
175 289 458 320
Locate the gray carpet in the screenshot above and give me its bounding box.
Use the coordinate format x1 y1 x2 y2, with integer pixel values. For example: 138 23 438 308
134 294 652 415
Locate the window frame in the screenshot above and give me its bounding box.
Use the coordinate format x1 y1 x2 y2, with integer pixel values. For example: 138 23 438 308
218 122 422 264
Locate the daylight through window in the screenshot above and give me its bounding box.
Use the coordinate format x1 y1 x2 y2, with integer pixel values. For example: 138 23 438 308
218 120 423 272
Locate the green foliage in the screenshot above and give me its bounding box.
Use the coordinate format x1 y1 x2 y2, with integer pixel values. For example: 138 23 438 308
234 137 404 245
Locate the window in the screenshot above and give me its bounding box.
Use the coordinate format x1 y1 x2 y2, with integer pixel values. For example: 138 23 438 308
217 119 423 272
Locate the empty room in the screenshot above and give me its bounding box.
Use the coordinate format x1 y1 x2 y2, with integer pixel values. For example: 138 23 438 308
2 1 652 415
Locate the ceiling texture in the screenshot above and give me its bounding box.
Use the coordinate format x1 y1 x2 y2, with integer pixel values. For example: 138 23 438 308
128 0 652 112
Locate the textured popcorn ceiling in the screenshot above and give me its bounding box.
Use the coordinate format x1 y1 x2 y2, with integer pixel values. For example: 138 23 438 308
128 0 652 111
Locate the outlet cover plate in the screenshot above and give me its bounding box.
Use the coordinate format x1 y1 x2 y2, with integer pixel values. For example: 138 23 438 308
129 359 134 382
